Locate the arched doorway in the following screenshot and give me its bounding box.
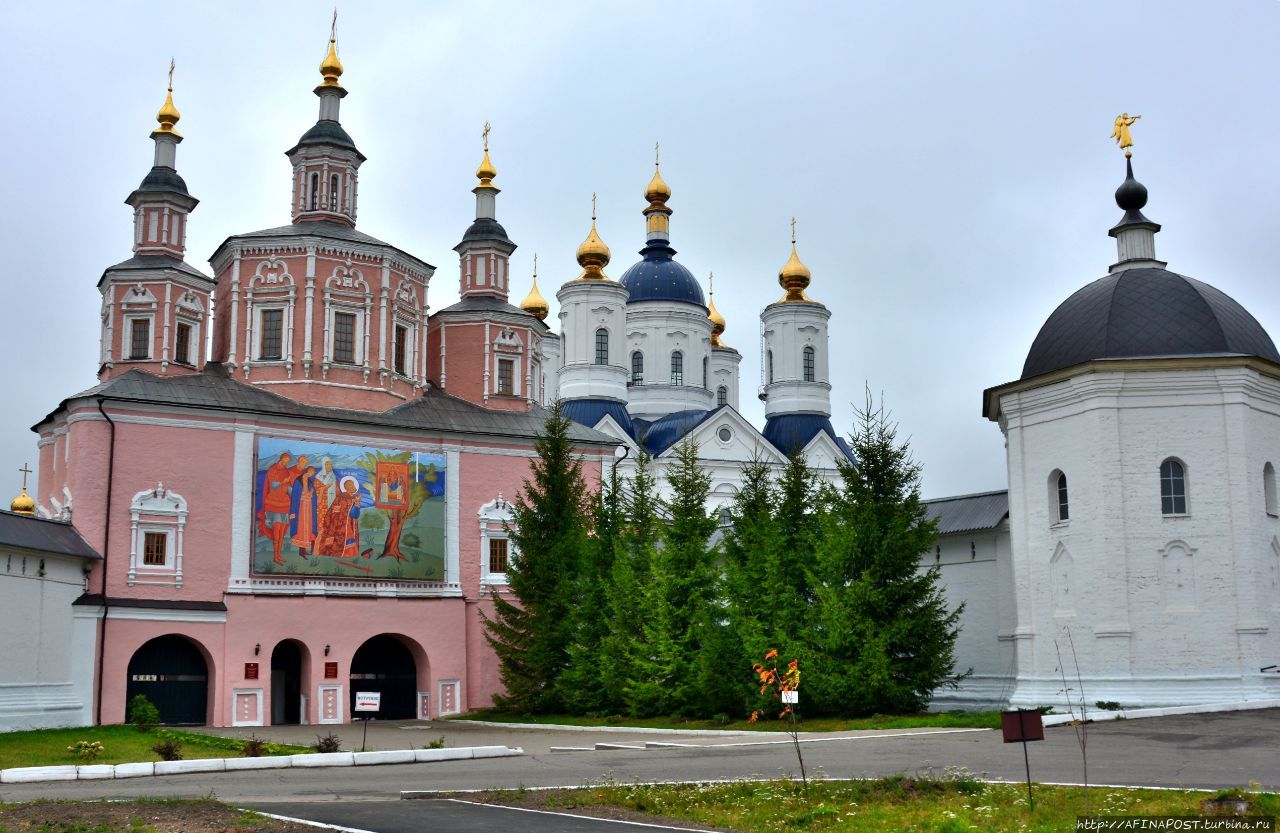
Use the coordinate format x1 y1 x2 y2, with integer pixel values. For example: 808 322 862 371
270 640 304 725
349 635 417 720
125 635 209 725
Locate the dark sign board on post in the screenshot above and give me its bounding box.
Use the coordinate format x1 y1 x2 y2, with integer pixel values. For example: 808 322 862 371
1001 709 1044 743
1001 709 1045 811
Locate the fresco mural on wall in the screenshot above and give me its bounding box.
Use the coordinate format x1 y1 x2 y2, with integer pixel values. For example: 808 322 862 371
253 437 446 580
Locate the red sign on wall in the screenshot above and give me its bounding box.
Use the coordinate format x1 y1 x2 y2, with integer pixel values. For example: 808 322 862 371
325 662 338 679
244 662 259 680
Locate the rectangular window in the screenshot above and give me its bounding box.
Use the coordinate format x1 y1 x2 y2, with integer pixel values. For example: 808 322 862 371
497 358 514 395
330 174 340 211
129 318 150 360
174 322 192 365
594 329 609 366
259 309 283 360
393 324 408 376
333 312 356 363
488 538 509 575
143 531 167 566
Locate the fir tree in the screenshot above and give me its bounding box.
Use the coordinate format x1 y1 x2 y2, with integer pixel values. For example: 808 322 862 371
808 392 964 715
555 458 624 713
768 453 819 655
627 439 720 716
721 460 780 666
599 452 660 713
482 401 590 713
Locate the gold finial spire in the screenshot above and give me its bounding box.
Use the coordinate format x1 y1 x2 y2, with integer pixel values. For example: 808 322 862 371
154 59 182 137
645 140 671 205
519 254 550 320
10 463 34 516
475 120 497 187
575 193 612 280
778 216 814 303
1111 112 1141 158
707 271 727 347
319 9 345 88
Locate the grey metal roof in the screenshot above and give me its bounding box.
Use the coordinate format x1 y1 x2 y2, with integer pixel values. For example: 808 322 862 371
212 221 433 274
433 296 539 318
287 119 366 161
36 364 616 447
457 217 514 247
0 511 100 559
923 490 1009 535
101 254 213 285
129 166 193 199
1022 268 1280 380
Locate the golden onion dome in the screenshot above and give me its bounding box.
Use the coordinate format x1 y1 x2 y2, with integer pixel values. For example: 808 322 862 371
576 218 611 279
520 260 549 320
9 487 35 516
476 149 497 187
645 165 671 204
319 38 344 87
778 218 813 302
155 86 181 136
708 273 727 347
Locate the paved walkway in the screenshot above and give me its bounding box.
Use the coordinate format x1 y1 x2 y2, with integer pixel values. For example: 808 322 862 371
191 718 972 755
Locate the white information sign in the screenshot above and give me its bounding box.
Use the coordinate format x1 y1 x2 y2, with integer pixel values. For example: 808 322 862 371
781 690 799 704
354 691 382 712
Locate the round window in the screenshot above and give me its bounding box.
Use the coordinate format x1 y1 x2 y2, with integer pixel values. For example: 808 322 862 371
717 426 733 443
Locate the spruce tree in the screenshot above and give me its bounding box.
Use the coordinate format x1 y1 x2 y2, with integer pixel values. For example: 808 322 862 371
809 393 964 715
599 452 660 713
768 453 819 655
721 460 780 667
555 459 624 713
482 401 590 713
627 439 719 716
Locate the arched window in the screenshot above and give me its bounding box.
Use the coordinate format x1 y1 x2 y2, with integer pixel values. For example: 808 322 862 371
329 174 339 211
670 350 684 386
703 356 708 388
767 350 774 384
803 346 815 382
1160 458 1187 515
631 351 644 385
716 385 728 407
1265 463 1277 516
1051 470 1069 522
309 173 319 210
594 328 609 365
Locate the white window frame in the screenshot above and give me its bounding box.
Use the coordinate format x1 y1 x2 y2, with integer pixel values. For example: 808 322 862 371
254 305 288 362
123 314 155 361
478 496 516 585
329 305 365 366
127 483 187 587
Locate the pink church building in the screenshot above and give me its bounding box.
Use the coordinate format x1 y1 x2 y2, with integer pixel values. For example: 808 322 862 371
29 38 614 727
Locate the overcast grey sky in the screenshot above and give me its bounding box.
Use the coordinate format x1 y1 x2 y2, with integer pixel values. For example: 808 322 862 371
3 0 1277 500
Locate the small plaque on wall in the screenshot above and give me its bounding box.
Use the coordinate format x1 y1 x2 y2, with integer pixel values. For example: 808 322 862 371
325 662 338 679
244 662 259 680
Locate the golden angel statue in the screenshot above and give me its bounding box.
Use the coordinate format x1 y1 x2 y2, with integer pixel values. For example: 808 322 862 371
1111 113 1141 152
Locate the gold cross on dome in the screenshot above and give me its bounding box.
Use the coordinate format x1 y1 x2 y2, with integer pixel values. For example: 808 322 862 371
532 253 538 277
18 463 31 490
790 216 797 245
330 8 338 42
708 271 714 295
655 141 660 167
167 58 175 91
591 192 597 222
482 121 491 152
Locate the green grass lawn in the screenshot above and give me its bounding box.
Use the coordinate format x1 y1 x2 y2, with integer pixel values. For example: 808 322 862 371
466 776 1280 833
0 725 308 769
452 709 1002 733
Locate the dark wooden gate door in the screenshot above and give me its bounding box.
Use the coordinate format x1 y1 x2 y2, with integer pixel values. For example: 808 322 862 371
125 635 208 725
349 635 417 720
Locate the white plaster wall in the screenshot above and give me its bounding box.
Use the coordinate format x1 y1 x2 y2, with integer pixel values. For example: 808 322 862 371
708 346 742 410
554 281 629 403
1000 366 1280 708
761 301 832 417
0 551 95 729
623 302 714 419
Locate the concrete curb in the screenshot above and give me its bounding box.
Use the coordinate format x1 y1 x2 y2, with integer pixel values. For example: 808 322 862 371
0 745 522 785
1041 698 1280 727
444 718 752 736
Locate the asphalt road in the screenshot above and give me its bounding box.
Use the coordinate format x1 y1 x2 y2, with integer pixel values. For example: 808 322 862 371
2 710 1276 807
255 799 717 832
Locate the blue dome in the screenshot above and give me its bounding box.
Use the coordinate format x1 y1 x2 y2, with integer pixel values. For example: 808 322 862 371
619 242 705 306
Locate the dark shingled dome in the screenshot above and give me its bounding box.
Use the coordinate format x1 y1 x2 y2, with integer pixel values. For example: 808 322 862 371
133 166 190 197
619 242 705 306
1021 267 1280 379
287 120 365 160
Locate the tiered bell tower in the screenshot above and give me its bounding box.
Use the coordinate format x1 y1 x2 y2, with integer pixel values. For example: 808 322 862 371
98 64 212 380
287 17 364 227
